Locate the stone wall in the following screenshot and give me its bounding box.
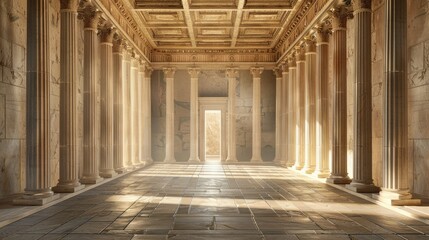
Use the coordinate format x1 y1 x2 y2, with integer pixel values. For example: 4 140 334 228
150 69 276 162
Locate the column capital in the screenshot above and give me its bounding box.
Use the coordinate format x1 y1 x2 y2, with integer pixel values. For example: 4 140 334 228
61 0 79 11
250 67 264 78
99 25 115 43
281 61 289 73
163 67 176 78
139 61 146 73
304 37 316 53
273 67 282 78
112 34 123 53
288 54 296 68
329 6 349 30
314 26 330 44
188 68 201 78
352 0 371 12
145 66 153 77
226 68 239 78
295 45 305 62
79 4 101 29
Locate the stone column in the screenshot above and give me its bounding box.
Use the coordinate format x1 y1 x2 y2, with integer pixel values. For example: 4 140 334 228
164 67 176 163
375 0 420 205
250 67 264 163
113 36 126 173
99 25 117 178
303 38 317 174
314 27 331 178
14 0 59 205
327 9 351 184
138 61 145 164
288 55 297 168
346 0 379 192
143 67 154 164
282 62 290 167
188 68 201 163
123 47 133 169
274 67 284 164
226 68 238 162
80 6 103 184
294 46 305 170
53 0 84 193
130 53 141 167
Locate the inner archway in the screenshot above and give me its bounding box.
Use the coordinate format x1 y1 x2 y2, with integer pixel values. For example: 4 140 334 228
205 110 222 162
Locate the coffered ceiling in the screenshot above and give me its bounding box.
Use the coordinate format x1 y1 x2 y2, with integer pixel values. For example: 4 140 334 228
133 0 298 49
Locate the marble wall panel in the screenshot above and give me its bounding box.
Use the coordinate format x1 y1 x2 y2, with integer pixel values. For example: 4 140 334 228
0 94 5 138
199 70 227 97
413 140 429 196
0 139 21 197
174 70 191 162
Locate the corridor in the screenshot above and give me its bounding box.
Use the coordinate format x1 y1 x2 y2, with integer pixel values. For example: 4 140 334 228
1 164 429 240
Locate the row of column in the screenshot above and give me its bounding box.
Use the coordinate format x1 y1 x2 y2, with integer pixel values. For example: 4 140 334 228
16 0 153 205
275 0 419 205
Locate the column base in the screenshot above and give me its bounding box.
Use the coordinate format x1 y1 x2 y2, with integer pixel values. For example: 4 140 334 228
292 164 303 171
312 170 330 178
373 189 421 206
188 158 201 163
226 158 238 163
250 158 263 164
133 163 145 168
115 167 127 174
100 170 118 178
345 182 380 193
326 175 351 184
80 176 104 185
126 165 136 171
52 183 85 193
164 159 176 163
146 158 154 165
13 192 60 206
302 166 315 174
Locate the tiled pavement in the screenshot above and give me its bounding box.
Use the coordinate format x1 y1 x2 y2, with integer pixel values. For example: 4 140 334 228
1 163 429 240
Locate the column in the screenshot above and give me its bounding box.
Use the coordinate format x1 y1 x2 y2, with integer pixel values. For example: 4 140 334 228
375 0 420 205
113 36 126 173
138 61 145 164
303 38 317 174
14 0 59 205
53 0 84 193
80 6 103 184
314 27 330 178
130 53 141 166
294 45 305 170
99 25 117 178
123 47 133 169
164 67 176 163
282 62 290 167
250 67 264 163
288 55 297 168
143 67 154 164
327 8 351 184
346 0 379 192
188 68 201 163
274 68 284 164
226 68 238 162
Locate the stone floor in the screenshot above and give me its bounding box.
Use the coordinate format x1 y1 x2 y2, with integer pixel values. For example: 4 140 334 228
1 163 429 240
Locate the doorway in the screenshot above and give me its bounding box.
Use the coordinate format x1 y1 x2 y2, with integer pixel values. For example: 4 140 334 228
205 110 222 162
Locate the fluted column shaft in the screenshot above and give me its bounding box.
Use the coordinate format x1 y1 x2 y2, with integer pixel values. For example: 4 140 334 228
303 39 317 174
130 55 140 166
327 10 351 184
282 64 290 166
295 47 305 170
53 0 83 193
138 62 145 164
113 38 126 173
226 68 238 162
251 67 264 163
81 7 102 184
346 0 379 192
314 29 330 178
377 0 420 205
123 50 133 168
164 68 176 163
143 67 153 164
189 68 201 163
274 68 283 164
15 0 57 205
99 27 116 178
288 56 297 168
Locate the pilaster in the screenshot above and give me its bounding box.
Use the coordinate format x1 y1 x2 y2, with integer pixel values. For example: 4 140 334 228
273 67 284 165
250 67 264 163
226 68 239 163
164 67 176 163
294 45 305 170
188 68 201 163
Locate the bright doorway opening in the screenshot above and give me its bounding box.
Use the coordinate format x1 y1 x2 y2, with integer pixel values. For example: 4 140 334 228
204 110 221 162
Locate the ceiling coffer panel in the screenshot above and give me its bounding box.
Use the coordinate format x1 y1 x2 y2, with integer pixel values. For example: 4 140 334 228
135 0 183 9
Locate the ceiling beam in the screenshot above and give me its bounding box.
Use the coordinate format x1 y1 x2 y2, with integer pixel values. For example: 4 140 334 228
231 0 246 47
181 0 197 47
